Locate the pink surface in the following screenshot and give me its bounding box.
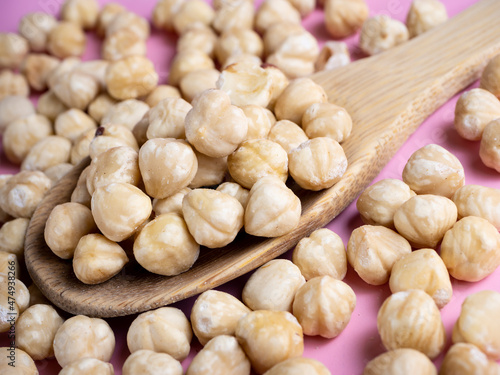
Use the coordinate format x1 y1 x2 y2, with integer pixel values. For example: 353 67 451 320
1 0 499 374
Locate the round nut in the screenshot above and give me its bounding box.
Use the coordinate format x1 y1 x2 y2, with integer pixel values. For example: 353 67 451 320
133 213 200 276
288 137 348 191
168 49 215 87
60 0 99 29
0 348 37 374
0 275 29 331
144 85 181 107
215 28 263 67
53 315 115 368
105 11 150 40
123 349 183 375
0 33 29 70
152 188 191 217
52 70 100 110
244 176 301 238
101 99 149 131
0 70 30 99
0 218 29 260
264 357 332 375
324 0 369 39
89 124 139 160
389 248 452 308
377 289 446 359
44 202 97 259
212 0 254 33
0 95 35 134
190 290 251 346
47 22 86 58
292 228 347 281
185 89 248 158
227 138 288 189
360 15 409 56
347 225 411 285
172 0 215 35
480 119 500 172
406 0 448 38
267 119 308 154
440 343 500 375
452 290 500 360
20 135 72 172
127 307 192 361
216 182 249 209
242 259 305 312
146 97 192 140
452 184 500 230
292 276 356 339
235 309 304 374
241 105 275 141
480 54 500 99
59 358 114 375
302 102 352 143
189 150 227 189
18 12 58 52
393 194 458 248
255 0 301 35
363 348 437 375
440 216 500 282
186 335 251 375
138 138 198 199
91 182 152 242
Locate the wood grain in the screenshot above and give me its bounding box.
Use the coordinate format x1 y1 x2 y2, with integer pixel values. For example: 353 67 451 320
25 0 500 317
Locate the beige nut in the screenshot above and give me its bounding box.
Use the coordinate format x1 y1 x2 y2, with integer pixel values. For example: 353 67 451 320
182 188 244 248
241 105 275 141
360 15 409 56
89 124 139 159
53 315 115 368
302 102 352 143
20 135 72 172
73 233 129 284
357 179 416 228
440 343 500 375
91 182 152 242
267 119 308 154
71 166 92 208
235 309 303 374
0 218 29 260
242 259 305 312
264 65 290 111
61 0 99 29
454 88 500 141
0 348 37 374
44 163 73 185
138 138 197 199
44 202 97 259
0 274 29 332
292 228 347 281
47 22 86 58
133 213 199 276
293 276 356 339
244 176 301 237
402 144 465 198
187 335 251 375
185 89 248 158
0 70 30 100
105 11 150 40
440 216 500 282
264 357 332 375
37 90 68 122
123 349 183 375
102 28 146 61
452 184 500 230
452 290 500 360
52 70 100 110
55 108 96 142
59 358 114 375
16 304 64 360
255 0 301 35
215 28 263 67
480 54 500 99
406 0 448 38
152 0 185 31
288 137 348 191
189 150 227 189
0 33 29 70
480 119 500 172
274 77 327 125
346 225 412 285
393 194 457 248
46 56 81 89
315 41 351 71
101 99 150 131
216 182 250 209
87 93 117 123
106 55 159 100
389 248 452 308
324 0 369 39
177 23 217 58
18 12 58 52
86 146 141 195
0 171 52 219
363 348 437 375
212 0 254 33
377 289 446 359
179 69 220 104
0 95 34 135
146 97 192 140
20 53 59 92
227 138 288 189
172 0 215 34
71 128 96 165
217 62 272 108
191 290 251 346
3 113 53 164
144 85 181 107
0 252 19 279
127 307 192 361
152 188 191 216
168 49 215 87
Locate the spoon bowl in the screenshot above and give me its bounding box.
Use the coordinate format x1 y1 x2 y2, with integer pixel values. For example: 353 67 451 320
25 0 500 317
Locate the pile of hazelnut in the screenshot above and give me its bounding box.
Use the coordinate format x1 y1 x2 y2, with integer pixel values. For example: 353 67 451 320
0 0 499 374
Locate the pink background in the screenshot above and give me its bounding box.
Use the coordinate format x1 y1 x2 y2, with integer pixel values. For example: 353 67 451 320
1 0 499 374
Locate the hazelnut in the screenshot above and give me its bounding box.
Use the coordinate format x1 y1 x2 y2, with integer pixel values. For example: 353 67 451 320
406 0 448 38
324 0 369 39
480 119 500 172
360 15 409 56
452 184 500 230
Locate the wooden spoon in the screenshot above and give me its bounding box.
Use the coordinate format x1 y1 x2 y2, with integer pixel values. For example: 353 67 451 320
25 0 500 318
